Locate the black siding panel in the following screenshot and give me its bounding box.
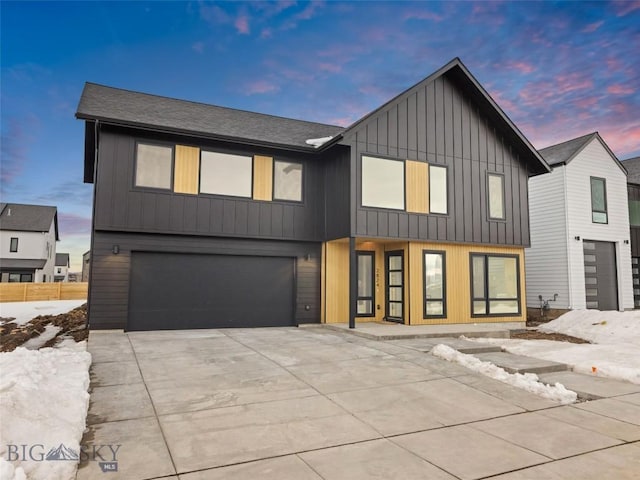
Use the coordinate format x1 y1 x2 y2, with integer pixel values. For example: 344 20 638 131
345 72 531 246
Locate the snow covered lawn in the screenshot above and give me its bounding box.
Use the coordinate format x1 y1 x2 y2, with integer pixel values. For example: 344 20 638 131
474 310 640 385
0 300 86 326
0 301 91 480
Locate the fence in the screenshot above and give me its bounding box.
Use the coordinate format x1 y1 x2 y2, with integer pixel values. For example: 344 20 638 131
0 282 88 303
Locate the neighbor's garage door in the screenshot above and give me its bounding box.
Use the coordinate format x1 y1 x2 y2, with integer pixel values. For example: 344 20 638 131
128 252 295 331
583 240 618 311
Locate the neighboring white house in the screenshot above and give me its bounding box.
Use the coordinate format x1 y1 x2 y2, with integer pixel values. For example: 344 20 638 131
526 132 633 313
54 253 70 282
0 203 59 283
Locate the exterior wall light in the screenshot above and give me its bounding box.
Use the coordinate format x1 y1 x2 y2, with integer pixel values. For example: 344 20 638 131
574 236 581 241
112 245 120 254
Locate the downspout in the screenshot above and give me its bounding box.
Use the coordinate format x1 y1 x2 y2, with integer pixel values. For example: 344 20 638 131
561 166 574 309
86 120 100 328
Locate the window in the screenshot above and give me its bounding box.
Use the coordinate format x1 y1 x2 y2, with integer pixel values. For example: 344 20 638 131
9 237 18 252
590 177 607 224
356 251 375 316
361 155 404 210
429 165 448 214
471 254 520 316
273 161 303 202
488 173 505 220
200 151 252 197
424 251 446 317
135 143 173 189
630 200 640 227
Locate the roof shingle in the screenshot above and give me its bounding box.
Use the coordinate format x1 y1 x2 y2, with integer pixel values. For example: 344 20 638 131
0 204 58 238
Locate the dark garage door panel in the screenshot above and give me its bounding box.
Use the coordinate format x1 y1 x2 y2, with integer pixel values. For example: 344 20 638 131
129 252 295 330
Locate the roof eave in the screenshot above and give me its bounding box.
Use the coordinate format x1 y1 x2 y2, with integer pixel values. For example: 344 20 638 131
77 114 326 154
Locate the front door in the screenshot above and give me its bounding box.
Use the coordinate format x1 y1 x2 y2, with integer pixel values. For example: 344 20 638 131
583 240 618 311
385 251 404 323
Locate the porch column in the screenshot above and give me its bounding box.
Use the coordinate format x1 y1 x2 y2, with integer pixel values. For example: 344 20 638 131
349 236 357 329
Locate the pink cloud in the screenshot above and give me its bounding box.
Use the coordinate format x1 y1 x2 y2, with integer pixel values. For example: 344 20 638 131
235 14 250 34
503 61 536 74
581 20 604 33
318 62 342 73
607 84 635 95
244 80 279 95
488 89 521 116
260 28 272 39
403 10 443 22
192 41 204 54
573 96 599 109
613 0 640 16
601 125 640 157
555 73 594 95
58 213 91 236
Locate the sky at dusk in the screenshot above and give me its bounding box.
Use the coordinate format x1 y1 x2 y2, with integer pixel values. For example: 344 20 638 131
2 1 639 271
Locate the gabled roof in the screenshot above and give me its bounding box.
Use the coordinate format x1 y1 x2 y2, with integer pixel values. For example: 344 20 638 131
622 156 640 185
337 58 551 176
76 83 344 152
539 132 627 175
0 203 59 240
55 253 70 267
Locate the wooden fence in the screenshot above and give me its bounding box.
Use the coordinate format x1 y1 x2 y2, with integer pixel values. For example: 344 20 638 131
0 282 88 303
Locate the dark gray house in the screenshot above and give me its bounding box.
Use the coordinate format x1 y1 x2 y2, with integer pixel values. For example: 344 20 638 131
76 58 550 331
623 156 640 308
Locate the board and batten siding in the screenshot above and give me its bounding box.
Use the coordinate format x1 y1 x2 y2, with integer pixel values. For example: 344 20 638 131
564 138 633 310
525 166 570 308
342 74 530 246
88 231 321 329
93 128 325 242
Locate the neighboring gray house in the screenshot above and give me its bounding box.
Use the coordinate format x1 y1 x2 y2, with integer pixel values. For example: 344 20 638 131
526 133 633 315
0 203 59 282
622 156 640 308
54 253 70 282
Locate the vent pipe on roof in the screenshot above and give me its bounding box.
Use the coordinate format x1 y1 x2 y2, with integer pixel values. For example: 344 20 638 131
7 209 11 216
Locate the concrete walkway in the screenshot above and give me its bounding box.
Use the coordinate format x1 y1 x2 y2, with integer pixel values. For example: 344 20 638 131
78 327 640 480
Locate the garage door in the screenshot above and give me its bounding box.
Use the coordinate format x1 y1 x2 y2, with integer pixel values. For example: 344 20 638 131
583 240 618 311
128 252 295 330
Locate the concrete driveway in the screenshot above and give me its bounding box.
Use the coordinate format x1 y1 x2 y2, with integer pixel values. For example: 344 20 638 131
78 327 640 480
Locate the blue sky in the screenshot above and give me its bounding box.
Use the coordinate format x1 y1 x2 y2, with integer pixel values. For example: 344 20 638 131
2 1 639 270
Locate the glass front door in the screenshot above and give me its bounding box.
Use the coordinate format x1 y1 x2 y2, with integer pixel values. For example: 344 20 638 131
385 251 404 323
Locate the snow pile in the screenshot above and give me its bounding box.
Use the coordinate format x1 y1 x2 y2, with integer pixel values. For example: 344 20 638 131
0 347 91 480
305 136 333 147
539 309 640 344
0 300 86 326
431 344 577 404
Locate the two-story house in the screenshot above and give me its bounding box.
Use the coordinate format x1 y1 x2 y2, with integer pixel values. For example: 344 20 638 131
54 253 70 282
622 155 640 308
526 133 633 316
76 58 550 331
0 203 59 282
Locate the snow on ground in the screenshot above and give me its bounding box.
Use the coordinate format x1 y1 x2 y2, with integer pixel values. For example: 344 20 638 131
0 300 86 326
432 344 577 404
472 309 640 385
0 300 91 480
538 309 640 344
0 346 91 480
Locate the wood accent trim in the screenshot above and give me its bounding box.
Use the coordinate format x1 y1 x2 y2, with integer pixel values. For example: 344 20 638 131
323 239 350 323
174 145 200 194
253 155 273 201
406 160 429 214
408 242 526 325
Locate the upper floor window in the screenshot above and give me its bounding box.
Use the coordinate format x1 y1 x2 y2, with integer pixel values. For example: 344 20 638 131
200 151 252 198
361 155 404 210
9 237 18 252
488 173 505 220
590 177 607 224
429 165 448 214
273 160 303 202
135 143 173 189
